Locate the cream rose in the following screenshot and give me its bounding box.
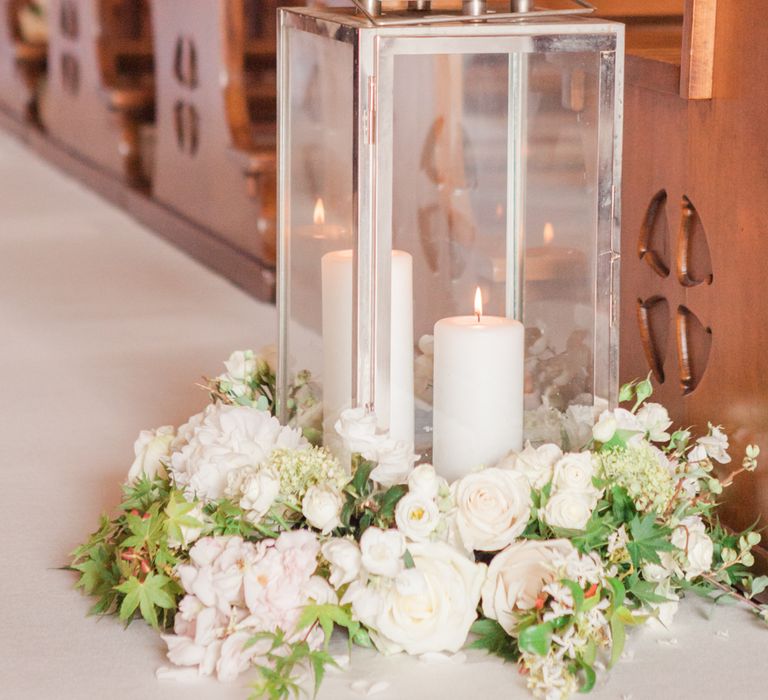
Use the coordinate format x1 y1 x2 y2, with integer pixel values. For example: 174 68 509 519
395 492 440 542
322 538 362 589
452 468 532 552
481 539 575 633
362 541 486 655
542 491 594 531
498 442 562 490
552 452 599 496
127 425 175 484
302 484 343 534
334 407 382 458
369 439 418 487
360 527 406 578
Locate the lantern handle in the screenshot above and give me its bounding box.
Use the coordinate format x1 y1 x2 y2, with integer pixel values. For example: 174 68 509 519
347 0 596 25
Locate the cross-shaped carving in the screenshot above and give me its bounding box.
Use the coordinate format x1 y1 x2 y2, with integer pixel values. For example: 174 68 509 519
636 191 714 395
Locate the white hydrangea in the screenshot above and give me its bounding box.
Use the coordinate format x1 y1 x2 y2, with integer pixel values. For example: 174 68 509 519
169 403 306 502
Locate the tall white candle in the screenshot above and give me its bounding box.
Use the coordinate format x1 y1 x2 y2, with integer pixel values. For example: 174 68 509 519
321 250 414 454
432 288 524 483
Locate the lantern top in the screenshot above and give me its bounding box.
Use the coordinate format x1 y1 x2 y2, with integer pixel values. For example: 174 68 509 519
344 0 596 26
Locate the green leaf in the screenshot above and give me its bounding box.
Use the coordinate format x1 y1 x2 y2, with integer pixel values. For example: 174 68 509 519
609 614 625 668
610 485 636 524
403 550 415 570
618 381 636 404
578 660 597 693
750 576 768 599
349 460 374 497
562 579 585 614
468 619 520 663
164 491 202 544
115 573 176 629
518 621 554 657
606 577 625 614
627 513 675 568
633 374 653 410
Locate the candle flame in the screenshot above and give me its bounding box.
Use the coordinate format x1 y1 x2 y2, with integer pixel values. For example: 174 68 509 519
313 198 325 226
543 222 554 245
474 286 483 322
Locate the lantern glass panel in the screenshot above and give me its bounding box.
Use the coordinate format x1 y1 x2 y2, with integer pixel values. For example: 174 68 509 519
281 26 355 453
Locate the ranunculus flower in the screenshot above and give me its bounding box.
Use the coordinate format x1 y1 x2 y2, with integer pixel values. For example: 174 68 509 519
302 484 343 533
369 439 418 487
552 452 599 496
481 539 575 633
541 491 595 531
361 541 486 655
360 527 406 578
127 425 174 484
395 492 440 542
452 468 532 552
322 538 362 588
170 403 306 502
636 402 672 443
497 442 562 490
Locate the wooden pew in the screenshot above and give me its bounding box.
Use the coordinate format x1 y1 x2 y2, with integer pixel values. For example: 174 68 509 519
42 0 154 188
151 0 282 275
0 1 47 124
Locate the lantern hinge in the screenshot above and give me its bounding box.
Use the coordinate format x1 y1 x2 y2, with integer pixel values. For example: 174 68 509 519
365 76 377 145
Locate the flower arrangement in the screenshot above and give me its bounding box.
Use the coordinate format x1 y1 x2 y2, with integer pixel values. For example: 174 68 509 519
72 350 767 700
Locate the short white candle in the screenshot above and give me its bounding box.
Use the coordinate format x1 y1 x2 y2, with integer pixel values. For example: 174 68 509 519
432 288 524 483
321 249 414 455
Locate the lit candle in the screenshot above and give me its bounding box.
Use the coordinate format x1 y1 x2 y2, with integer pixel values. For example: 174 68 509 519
432 288 524 482
321 250 414 455
298 197 347 241
525 222 587 282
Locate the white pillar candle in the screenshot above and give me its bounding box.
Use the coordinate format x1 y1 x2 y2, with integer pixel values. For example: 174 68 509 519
321 250 415 454
432 288 524 483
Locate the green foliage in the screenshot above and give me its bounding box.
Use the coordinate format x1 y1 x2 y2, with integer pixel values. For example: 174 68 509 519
468 619 520 663
337 458 406 538
626 513 675 568
70 475 185 629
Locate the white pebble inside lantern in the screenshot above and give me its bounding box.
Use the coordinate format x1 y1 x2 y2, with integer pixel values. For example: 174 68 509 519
277 0 623 480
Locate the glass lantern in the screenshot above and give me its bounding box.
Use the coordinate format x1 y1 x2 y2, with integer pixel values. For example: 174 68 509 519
277 1 623 475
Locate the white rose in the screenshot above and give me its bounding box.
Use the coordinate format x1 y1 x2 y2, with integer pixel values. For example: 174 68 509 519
302 484 343 534
238 468 280 523
636 402 672 442
482 539 575 633
552 452 599 497
334 407 382 457
362 541 486 655
370 440 418 487
395 492 440 542
671 516 713 579
542 491 595 531
498 442 562 490
218 350 258 397
407 463 442 499
322 538 362 588
360 527 406 578
127 425 175 484
452 468 532 552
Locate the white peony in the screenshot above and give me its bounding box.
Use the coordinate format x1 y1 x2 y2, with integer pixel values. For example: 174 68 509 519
541 491 595 531
636 402 672 443
395 492 440 542
498 442 562 490
360 527 406 578
360 541 486 656
452 468 532 552
369 439 418 487
322 538 362 588
302 484 343 533
407 463 443 500
169 403 306 502
671 516 713 579
127 425 175 484
482 539 575 633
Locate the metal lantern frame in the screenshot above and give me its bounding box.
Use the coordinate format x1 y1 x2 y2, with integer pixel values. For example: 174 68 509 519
276 4 624 441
